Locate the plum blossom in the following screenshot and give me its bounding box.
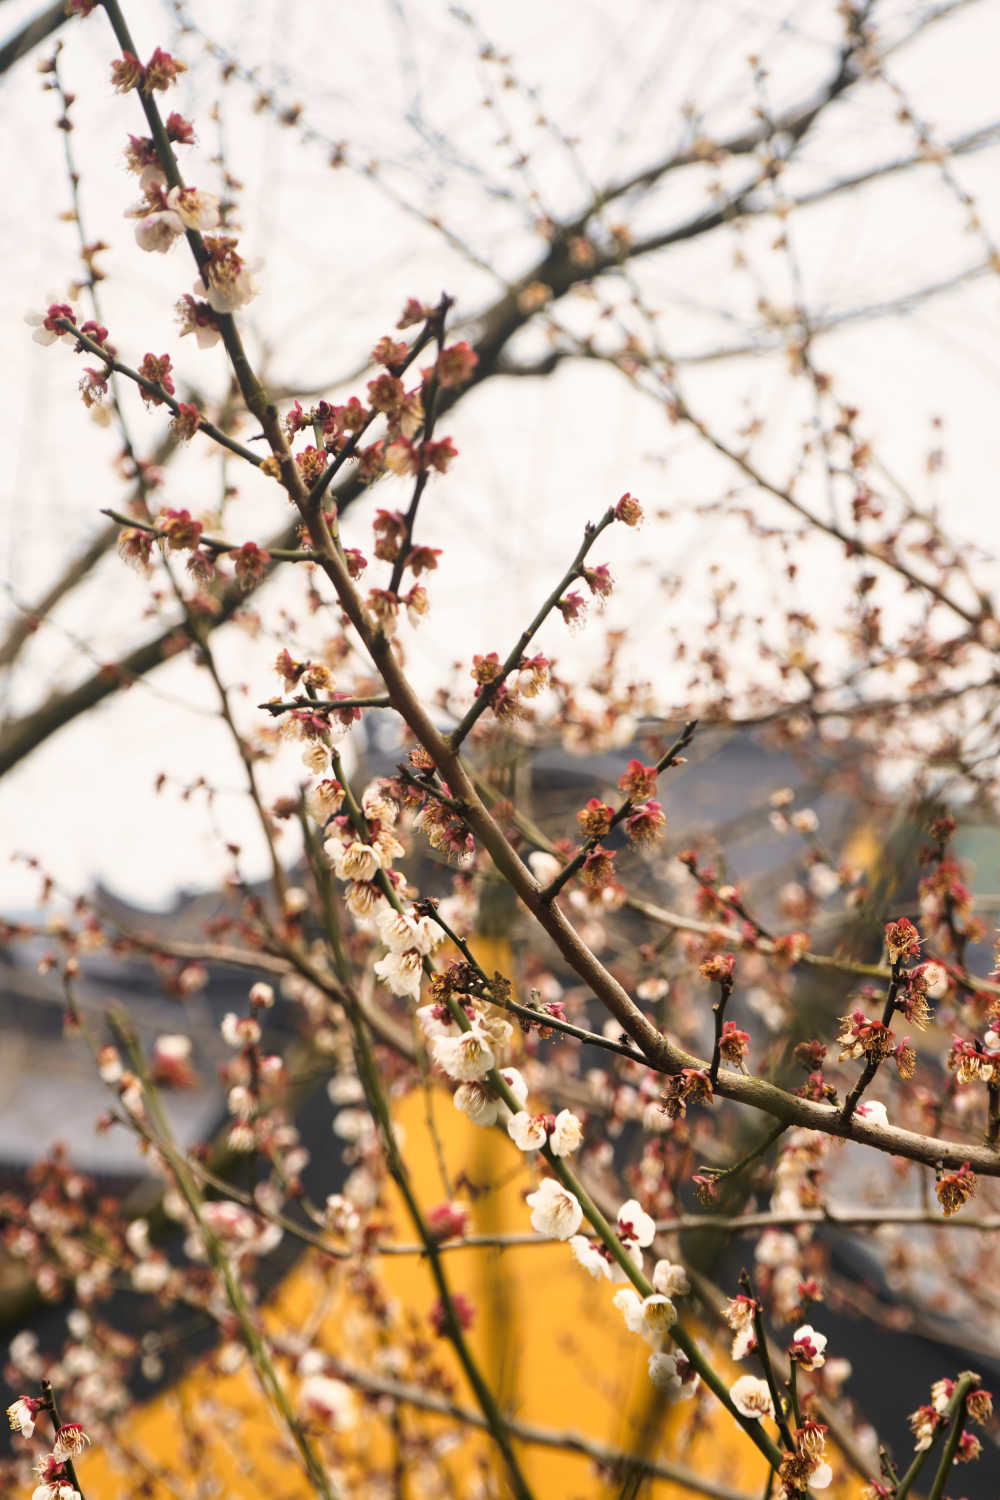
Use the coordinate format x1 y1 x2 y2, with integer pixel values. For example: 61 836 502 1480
299 1373 356 1430
612 1288 676 1343
431 1027 496 1081
507 1112 548 1151
376 905 441 956
855 1099 889 1128
221 1013 261 1048
6 1396 43 1437
550 1109 583 1156
730 1374 776 1419
525 1177 583 1239
724 1295 758 1360
790 1324 827 1370
528 850 562 884
507 1107 582 1156
373 946 425 1001
330 840 382 882
570 1235 616 1280
616 1198 656 1250
25 302 76 346
648 1351 700 1401
52 1423 90 1460
652 1259 690 1297
454 1068 527 1126
193 235 262 313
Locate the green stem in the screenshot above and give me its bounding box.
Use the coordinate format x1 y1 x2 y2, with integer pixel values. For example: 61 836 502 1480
741 1273 795 1451
346 1005 539 1500
40 1379 87 1500
107 1014 342 1500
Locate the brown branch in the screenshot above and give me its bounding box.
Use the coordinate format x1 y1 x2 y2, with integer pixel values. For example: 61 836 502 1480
322 1358 757 1500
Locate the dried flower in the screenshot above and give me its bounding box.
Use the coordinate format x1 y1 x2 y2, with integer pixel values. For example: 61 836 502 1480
936 1161 977 1216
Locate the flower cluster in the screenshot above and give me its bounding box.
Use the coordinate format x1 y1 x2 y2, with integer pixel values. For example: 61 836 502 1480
6 1397 89 1500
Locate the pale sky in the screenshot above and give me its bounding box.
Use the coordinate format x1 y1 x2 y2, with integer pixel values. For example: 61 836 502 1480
2 0 1000 909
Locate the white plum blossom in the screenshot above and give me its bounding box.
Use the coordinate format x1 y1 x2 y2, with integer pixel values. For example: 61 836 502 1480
454 1068 527 1127
130 186 220 252
431 1027 496 1081
478 1012 515 1065
570 1235 615 1280
325 1194 361 1236
640 1294 677 1343
730 1374 775 1419
131 1257 171 1293
372 829 406 867
790 1324 827 1370
507 1107 582 1155
133 211 184 253
507 1112 548 1151
527 850 562 884
376 905 441 955
52 1424 90 1461
221 1013 261 1048
166 185 221 229
724 1295 757 1361
299 1373 357 1430
918 962 949 999
6 1397 40 1437
525 1177 583 1239
616 1198 656 1249
361 784 399 824
373 947 425 1000
823 1357 852 1396
32 1486 81 1500
549 1108 583 1156
331 840 382 882
25 306 75 346
193 252 262 314
612 1288 676 1343
648 1351 700 1402
808 863 840 899
416 1003 455 1041
755 1230 800 1267
125 1219 151 1258
345 880 385 918
855 1099 889 1128
652 1259 690 1297
612 1288 644 1334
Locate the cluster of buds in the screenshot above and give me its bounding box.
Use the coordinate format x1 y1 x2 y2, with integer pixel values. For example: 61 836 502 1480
909 1373 991 1457
321 784 408 930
